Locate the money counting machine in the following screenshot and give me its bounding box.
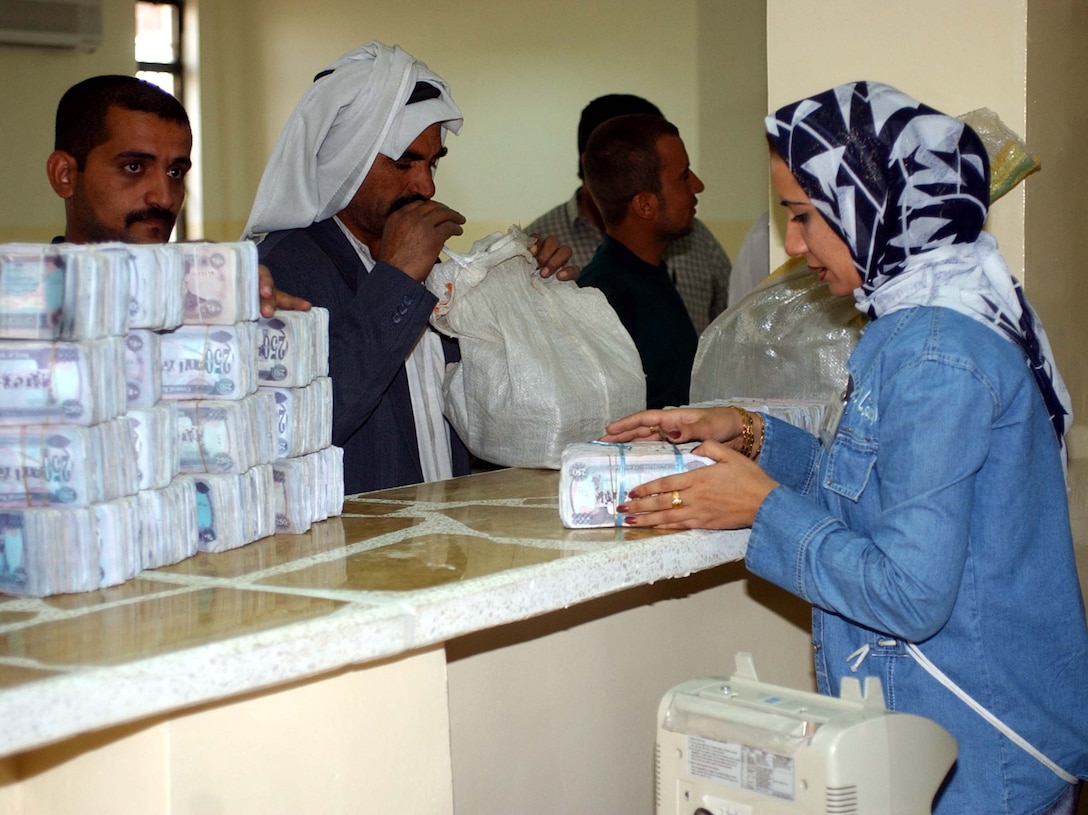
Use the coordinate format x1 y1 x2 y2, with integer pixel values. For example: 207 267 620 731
656 653 956 815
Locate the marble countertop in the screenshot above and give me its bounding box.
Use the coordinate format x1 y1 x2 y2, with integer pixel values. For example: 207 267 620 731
0 468 749 759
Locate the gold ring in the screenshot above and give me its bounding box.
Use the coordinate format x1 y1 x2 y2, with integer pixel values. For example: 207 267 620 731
671 491 683 508
649 425 659 435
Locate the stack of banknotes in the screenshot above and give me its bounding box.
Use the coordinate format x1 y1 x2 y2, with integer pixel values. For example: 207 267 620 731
0 417 139 507
257 309 330 387
0 241 343 598
159 323 261 400
558 401 833 529
0 336 127 426
257 309 341 535
178 242 262 325
178 465 276 554
0 243 131 341
689 397 829 437
559 441 713 528
273 446 345 535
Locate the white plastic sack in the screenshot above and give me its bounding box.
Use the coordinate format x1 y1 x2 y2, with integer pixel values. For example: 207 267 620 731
427 226 645 469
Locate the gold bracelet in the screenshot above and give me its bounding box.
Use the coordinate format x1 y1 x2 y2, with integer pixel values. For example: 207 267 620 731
752 412 765 460
734 407 755 459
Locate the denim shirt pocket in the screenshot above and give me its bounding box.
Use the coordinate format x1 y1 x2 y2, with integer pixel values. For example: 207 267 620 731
823 421 878 502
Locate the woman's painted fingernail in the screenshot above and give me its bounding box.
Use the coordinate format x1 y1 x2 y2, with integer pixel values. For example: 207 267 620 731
624 516 638 525
616 504 629 513
668 431 681 439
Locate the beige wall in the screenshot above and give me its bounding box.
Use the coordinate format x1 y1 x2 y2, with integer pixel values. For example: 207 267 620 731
766 0 1029 277
0 0 769 256
0 1 138 243
1025 1 1088 456
202 0 769 252
1 0 1081 438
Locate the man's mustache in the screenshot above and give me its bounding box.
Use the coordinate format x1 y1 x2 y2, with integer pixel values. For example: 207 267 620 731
126 207 177 228
387 194 429 215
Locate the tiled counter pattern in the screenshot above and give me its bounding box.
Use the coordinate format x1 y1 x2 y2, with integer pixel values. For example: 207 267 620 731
0 468 749 758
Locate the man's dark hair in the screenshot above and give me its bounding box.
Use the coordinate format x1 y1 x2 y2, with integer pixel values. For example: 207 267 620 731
54 75 190 169
576 94 663 178
583 113 679 227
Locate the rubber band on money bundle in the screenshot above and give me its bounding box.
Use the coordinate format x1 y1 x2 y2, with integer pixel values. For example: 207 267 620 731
589 440 630 527
585 441 688 527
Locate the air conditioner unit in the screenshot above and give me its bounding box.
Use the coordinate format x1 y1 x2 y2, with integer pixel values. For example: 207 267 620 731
656 653 958 814
0 0 103 51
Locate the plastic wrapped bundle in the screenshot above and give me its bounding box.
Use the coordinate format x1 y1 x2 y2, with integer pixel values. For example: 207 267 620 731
559 441 712 528
957 107 1040 204
690 260 867 404
426 226 645 469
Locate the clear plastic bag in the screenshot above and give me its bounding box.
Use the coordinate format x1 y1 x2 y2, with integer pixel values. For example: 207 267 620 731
427 227 646 469
690 259 866 404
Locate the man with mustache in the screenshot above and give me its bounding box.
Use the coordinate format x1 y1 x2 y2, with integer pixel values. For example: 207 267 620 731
577 114 703 410
246 42 575 494
47 74 304 317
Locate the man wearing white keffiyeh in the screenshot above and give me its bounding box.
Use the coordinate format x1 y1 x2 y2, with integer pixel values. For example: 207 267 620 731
246 42 575 494
602 81 1086 814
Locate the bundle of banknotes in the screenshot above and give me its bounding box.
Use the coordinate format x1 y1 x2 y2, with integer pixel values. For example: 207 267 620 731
134 478 199 570
128 403 179 491
0 336 127 427
0 241 201 342
179 242 261 325
178 463 276 553
127 243 185 330
274 446 345 535
0 477 198 596
0 243 131 341
159 322 261 400
0 416 139 508
175 392 279 475
257 309 330 387
264 376 333 459
257 307 339 536
559 441 714 528
689 397 829 437
125 329 162 408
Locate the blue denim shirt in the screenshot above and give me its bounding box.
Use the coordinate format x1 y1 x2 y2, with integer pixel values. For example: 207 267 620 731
746 306 1088 814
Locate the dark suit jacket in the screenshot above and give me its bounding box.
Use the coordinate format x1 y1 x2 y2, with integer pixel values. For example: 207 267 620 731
258 219 470 494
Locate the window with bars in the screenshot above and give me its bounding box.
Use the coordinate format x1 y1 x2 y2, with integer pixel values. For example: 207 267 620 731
135 1 183 102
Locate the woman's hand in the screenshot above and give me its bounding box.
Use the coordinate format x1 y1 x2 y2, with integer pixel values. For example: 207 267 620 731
602 406 740 445
616 440 778 529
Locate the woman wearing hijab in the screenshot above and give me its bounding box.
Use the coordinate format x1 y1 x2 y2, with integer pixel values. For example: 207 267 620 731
604 81 1087 814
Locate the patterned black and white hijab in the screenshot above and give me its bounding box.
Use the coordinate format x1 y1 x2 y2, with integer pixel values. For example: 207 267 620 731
766 80 1071 446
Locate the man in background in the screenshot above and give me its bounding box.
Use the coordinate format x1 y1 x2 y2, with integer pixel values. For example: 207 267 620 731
577 114 701 409
46 74 303 317
47 74 191 245
526 93 731 334
245 42 574 494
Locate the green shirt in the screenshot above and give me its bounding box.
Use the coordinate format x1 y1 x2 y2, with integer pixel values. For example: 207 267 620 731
578 236 698 409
